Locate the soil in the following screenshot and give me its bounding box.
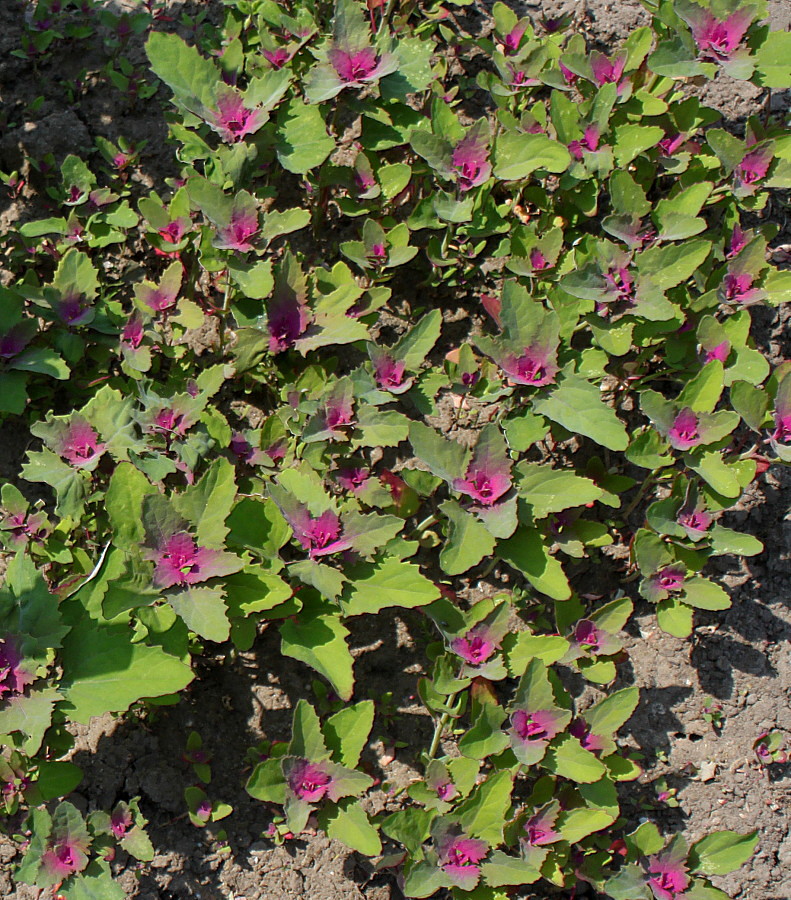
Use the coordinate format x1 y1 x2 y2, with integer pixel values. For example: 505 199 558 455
0 1 790 899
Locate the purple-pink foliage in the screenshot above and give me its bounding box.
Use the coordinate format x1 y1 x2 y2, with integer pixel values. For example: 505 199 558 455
590 51 627 92
0 638 34 701
500 344 558 387
569 124 600 160
58 420 106 467
288 508 351 559
214 207 259 252
0 323 35 359
646 853 690 900
510 708 565 746
205 91 267 143
147 532 235 589
668 408 702 450
436 829 488 890
453 460 511 507
687 8 752 61
41 834 90 882
329 46 382 83
650 565 686 594
523 807 561 847
287 758 333 802
677 507 713 539
451 129 491 193
450 624 498 667
374 354 408 391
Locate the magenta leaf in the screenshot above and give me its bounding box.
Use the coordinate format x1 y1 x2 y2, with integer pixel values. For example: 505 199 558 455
685 7 753 62
134 261 182 314
522 802 561 848
668 408 702 451
39 802 91 886
645 850 690 900
451 424 512 507
286 758 333 802
267 252 311 353
214 200 260 252
121 311 146 350
451 120 491 193
645 565 687 602
500 344 559 387
435 823 488 891
56 419 107 469
329 46 380 82
450 624 498 667
204 86 269 143
677 506 713 541
590 50 627 91
146 532 242 589
721 271 763 306
0 637 35 701
734 146 772 190
0 322 36 360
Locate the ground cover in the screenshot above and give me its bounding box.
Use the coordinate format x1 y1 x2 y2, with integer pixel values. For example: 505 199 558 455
0 0 790 898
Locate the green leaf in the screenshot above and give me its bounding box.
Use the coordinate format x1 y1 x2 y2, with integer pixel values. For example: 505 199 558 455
9 347 69 379
688 452 740 498
439 500 497 575
173 457 236 547
280 602 354 700
325 701 375 767
498 527 571 600
688 831 759 876
677 361 724 413
224 569 292 616
290 699 328 760
319 799 382 855
656 598 694 637
261 208 311 243
753 31 791 88
246 758 286 804
60 621 193 723
535 375 628 451
21 450 85 519
456 770 514 844
584 686 639 735
36 761 84 800
680 578 731 611
106 463 156 550
494 132 571 180
227 497 291 557
557 807 615 843
516 463 603 517
458 703 510 760
382 36 434 99
382 807 436 855
637 240 711 291
0 687 61 754
353 407 410 448
505 633 570 675
276 98 335 174
379 162 412 200
544 734 606 783
167 586 231 641
614 125 665 167
229 259 274 299
343 557 439 615
605 863 652 900
708 525 763 557
482 850 542 886
61 864 126 900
